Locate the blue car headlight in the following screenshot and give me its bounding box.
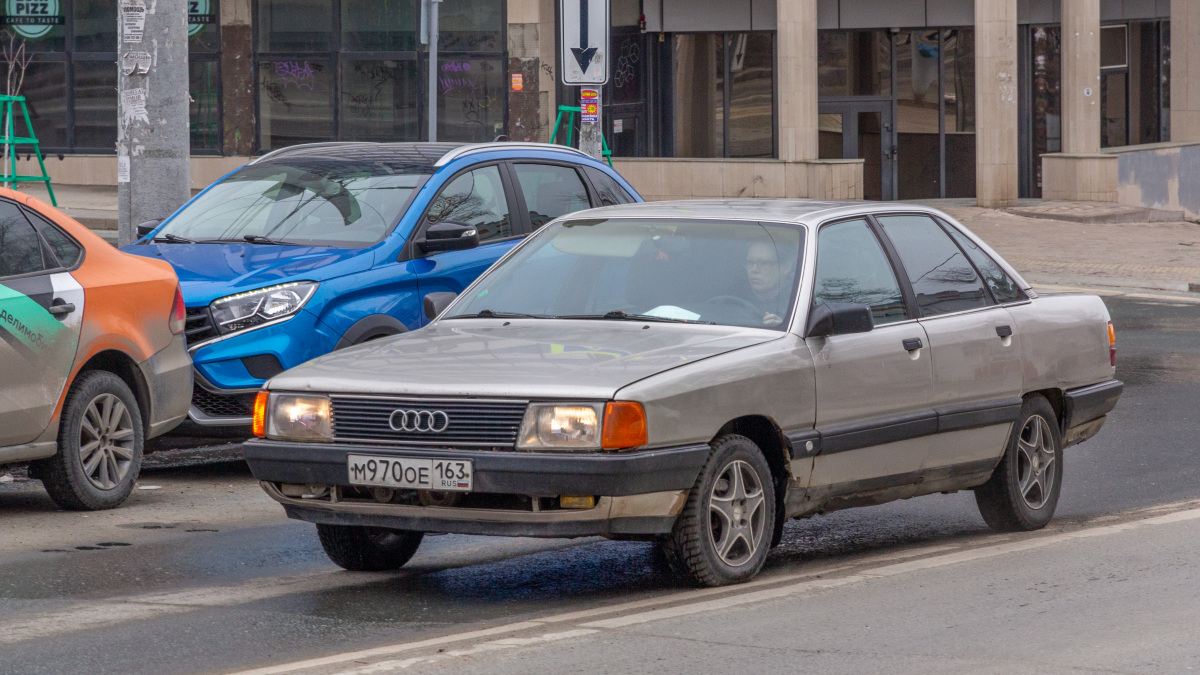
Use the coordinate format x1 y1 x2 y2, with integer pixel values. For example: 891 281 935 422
210 281 318 335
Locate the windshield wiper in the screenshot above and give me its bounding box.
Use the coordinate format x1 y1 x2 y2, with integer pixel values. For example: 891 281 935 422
557 310 714 325
153 233 194 244
242 234 297 245
444 309 554 319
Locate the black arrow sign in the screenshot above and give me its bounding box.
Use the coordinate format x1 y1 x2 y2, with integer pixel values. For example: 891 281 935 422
569 0 597 73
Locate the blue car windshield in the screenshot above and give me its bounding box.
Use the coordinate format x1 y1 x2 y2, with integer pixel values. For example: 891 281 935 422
156 162 430 248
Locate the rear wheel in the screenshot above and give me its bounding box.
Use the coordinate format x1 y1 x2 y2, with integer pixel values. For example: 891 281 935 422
316 524 424 571
660 434 775 586
974 396 1063 532
37 371 144 511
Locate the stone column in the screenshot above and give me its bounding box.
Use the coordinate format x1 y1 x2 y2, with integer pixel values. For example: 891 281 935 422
507 0 547 142
974 0 1019 207
1172 0 1200 142
1061 0 1100 153
777 0 818 162
220 0 255 155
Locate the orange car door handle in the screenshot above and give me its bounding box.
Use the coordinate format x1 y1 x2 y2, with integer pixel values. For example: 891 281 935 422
48 301 75 317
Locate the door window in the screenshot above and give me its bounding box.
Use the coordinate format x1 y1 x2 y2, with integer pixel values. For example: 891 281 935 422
944 225 1024 304
583 166 635 206
27 212 82 268
426 165 512 242
812 219 907 326
0 205 46 277
876 214 991 317
511 163 591 229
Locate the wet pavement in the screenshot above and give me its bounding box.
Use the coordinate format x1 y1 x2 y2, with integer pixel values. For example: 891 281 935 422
1 293 1197 675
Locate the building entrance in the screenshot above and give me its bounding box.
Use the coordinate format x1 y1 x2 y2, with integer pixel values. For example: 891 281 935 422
818 100 895 200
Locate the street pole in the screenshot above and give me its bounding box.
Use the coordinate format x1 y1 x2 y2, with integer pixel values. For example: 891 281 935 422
423 0 442 142
116 0 191 246
579 87 603 160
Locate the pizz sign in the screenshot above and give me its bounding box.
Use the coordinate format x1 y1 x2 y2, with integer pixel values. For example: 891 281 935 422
2 0 64 40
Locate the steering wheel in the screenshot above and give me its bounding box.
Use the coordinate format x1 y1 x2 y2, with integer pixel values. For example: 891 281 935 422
704 295 766 325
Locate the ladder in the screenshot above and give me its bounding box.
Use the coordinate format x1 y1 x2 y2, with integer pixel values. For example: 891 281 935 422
549 105 613 168
0 95 55 206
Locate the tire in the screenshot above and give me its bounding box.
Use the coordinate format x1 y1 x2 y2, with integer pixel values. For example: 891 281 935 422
659 434 776 587
316 524 424 571
37 371 145 511
974 396 1063 532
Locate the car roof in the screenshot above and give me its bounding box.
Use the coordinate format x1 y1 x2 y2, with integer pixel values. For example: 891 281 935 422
249 141 595 172
563 199 950 226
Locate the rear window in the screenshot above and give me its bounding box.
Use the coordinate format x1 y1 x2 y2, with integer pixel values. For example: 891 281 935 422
584 166 636 206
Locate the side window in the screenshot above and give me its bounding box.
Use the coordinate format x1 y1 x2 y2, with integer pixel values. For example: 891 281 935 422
583 166 635 206
876 214 991 317
813 219 908 326
27 212 82 268
0 204 45 278
511 163 591 229
426 165 512 242
944 225 1024 303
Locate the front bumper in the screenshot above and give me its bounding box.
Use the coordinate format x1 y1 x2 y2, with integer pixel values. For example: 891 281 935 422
244 439 712 537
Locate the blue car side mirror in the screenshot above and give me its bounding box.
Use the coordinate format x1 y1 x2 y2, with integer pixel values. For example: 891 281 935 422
419 221 480 253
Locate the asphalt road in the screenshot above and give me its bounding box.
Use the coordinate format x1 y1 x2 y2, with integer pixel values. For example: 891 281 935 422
1 293 1198 675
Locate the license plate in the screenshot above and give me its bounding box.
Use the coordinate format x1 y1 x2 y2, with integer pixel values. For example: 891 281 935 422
347 455 473 492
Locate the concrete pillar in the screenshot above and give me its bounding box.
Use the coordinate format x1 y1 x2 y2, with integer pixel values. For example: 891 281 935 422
117 0 192 245
777 0 818 162
1171 0 1200 142
1061 0 1100 153
507 0 547 142
974 0 1019 207
220 0 254 155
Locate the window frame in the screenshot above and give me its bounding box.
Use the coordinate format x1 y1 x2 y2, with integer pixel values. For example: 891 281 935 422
0 201 54 281
506 160 598 232
401 160 525 261
810 215 917 327
932 215 1028 307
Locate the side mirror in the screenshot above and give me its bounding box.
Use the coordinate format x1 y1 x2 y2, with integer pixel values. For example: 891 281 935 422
419 221 480 253
805 302 874 338
423 292 458 320
136 219 162 238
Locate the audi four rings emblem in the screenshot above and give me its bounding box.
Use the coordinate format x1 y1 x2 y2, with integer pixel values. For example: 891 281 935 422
389 409 451 433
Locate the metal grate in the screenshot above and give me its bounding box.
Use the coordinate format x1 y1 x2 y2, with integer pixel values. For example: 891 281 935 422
330 396 529 448
184 307 217 348
192 385 256 419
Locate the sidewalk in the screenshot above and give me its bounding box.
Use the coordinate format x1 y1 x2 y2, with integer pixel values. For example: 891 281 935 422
16 183 119 245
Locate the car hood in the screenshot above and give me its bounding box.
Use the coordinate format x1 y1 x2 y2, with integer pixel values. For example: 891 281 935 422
122 243 371 304
269 319 782 399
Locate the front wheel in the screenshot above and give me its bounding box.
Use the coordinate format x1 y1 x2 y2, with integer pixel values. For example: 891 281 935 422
974 396 1063 532
316 524 424 571
660 434 775 587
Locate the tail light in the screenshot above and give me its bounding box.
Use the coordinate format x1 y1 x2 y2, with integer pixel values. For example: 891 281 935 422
1108 321 1116 367
169 286 186 335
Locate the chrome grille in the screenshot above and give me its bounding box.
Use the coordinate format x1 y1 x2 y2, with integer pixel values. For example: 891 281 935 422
330 396 528 448
184 307 217 347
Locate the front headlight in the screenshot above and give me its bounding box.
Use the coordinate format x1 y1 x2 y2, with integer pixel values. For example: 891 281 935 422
517 403 604 451
266 393 332 441
210 281 318 335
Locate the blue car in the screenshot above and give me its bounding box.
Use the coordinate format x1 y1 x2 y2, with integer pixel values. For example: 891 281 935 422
123 142 642 434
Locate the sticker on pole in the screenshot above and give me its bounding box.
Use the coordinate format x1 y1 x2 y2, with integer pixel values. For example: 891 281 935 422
580 88 600 123
560 0 608 85
120 0 146 44
511 73 523 91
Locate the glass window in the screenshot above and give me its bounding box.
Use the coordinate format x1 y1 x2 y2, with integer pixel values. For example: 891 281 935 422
944 225 1023 304
189 0 221 52
190 60 221 151
511 164 591 229
259 58 335 150
1030 26 1061 196
672 33 724 158
818 30 891 97
728 33 774 158
73 61 117 149
32 217 82 268
0 206 45 277
257 0 333 51
342 0 418 51
1101 71 1129 147
438 0 503 53
23 62 68 149
340 59 420 142
426 165 512 242
896 30 941 199
12 2 66 53
943 29 976 199
876 215 991 317
73 0 116 52
1129 22 1161 145
436 55 504 142
813 219 907 326
448 218 804 331
1101 25 1128 68
584 166 635 206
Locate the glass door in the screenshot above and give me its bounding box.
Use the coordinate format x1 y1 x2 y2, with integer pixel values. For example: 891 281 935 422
818 99 895 200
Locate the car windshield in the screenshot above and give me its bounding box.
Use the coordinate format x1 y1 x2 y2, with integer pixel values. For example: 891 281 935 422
448 218 805 330
155 161 430 248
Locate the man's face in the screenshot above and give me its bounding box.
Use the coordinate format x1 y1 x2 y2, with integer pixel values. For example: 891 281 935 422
746 242 780 295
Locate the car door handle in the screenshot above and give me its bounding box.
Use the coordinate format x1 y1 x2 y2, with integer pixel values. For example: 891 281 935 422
902 337 923 351
48 300 75 317
996 325 1013 338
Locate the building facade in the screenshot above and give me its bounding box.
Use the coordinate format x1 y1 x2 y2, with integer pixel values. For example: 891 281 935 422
3 0 1192 207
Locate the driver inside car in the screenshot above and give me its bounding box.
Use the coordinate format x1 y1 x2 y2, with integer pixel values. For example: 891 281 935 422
744 240 792 327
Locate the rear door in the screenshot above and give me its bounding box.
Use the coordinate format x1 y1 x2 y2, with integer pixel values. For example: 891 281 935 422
0 202 84 446
507 161 594 232
873 213 1023 472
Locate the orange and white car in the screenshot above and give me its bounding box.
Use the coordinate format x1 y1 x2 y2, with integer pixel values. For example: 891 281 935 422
0 188 192 510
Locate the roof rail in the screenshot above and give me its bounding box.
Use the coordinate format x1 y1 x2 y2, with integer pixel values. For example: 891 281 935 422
434 142 591 167
249 142 365 165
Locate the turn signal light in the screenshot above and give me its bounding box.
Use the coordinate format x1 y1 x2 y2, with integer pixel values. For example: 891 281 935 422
601 401 648 450
559 495 596 509
169 286 187 335
252 391 269 437
1108 321 1116 366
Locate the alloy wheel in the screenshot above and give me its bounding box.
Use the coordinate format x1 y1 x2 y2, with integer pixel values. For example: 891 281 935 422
708 459 767 567
1016 414 1056 510
78 393 136 490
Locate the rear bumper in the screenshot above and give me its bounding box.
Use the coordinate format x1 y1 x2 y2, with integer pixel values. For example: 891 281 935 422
1064 379 1123 429
140 334 194 439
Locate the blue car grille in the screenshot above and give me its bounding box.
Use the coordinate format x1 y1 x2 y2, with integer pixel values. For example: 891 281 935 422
184 307 217 348
192 385 256 418
330 396 529 448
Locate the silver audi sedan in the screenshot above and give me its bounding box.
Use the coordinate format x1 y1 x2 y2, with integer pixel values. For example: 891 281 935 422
244 200 1122 587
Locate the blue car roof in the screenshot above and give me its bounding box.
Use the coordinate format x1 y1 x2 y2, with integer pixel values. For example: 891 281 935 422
250 141 601 174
